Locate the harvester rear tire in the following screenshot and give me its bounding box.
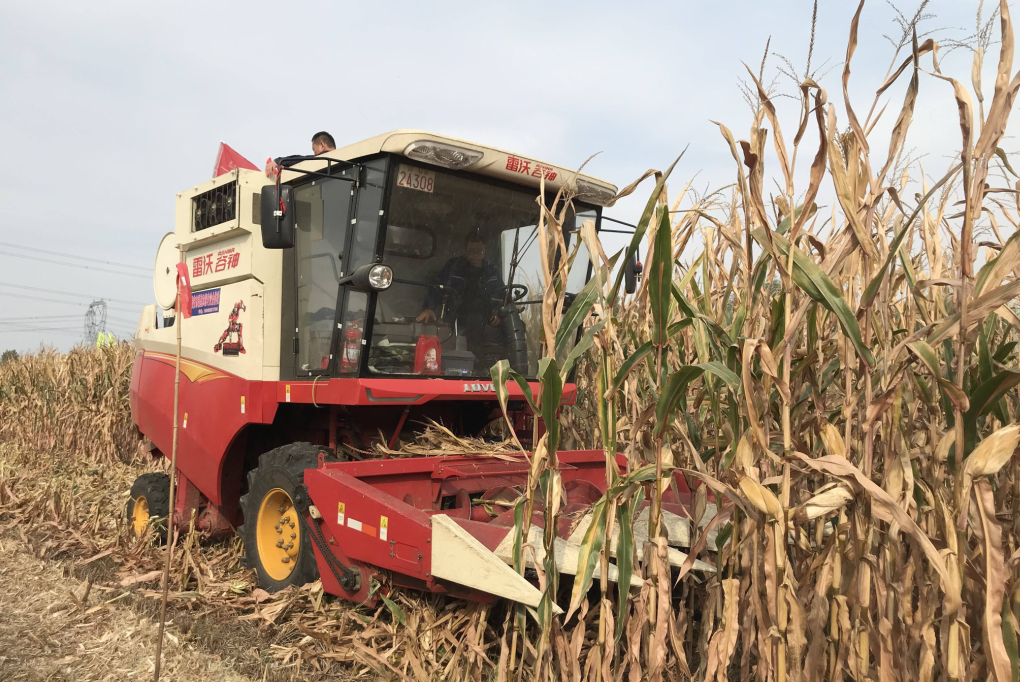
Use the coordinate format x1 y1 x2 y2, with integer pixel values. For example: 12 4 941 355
127 472 170 543
238 443 338 593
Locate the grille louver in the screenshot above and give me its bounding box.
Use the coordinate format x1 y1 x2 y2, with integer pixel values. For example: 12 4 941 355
193 180 238 231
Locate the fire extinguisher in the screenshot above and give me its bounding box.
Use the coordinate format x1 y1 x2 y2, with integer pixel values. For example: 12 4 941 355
414 334 441 375
340 321 362 372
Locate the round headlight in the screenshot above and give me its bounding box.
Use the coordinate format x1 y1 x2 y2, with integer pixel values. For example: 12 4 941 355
368 264 393 290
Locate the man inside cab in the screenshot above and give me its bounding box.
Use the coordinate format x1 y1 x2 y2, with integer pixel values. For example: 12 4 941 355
417 233 505 363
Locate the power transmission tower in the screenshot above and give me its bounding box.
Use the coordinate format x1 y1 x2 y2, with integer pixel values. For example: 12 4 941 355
85 300 107 345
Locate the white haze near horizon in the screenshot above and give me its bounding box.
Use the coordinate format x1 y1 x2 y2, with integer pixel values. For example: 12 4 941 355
0 0 1011 352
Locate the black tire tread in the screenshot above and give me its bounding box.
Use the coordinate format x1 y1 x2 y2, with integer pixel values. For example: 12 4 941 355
240 443 337 592
127 472 171 541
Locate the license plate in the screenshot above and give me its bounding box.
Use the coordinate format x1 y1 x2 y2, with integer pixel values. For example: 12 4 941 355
396 164 435 193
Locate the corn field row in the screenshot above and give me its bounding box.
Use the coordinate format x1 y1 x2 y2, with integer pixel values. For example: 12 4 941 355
0 344 141 464
494 1 1020 680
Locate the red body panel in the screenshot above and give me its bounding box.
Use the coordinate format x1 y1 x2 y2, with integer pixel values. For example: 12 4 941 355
129 351 573 507
132 352 254 505
130 351 697 603
300 450 694 599
276 377 576 406
305 467 434 583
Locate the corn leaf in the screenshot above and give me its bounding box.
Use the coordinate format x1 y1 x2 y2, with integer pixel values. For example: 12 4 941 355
607 155 682 306
655 362 739 438
614 491 641 640
752 227 876 367
649 205 674 347
554 274 601 367
964 369 1020 450
610 341 653 395
561 319 606 381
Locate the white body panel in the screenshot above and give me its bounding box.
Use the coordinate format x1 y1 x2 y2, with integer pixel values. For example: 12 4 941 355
135 131 617 385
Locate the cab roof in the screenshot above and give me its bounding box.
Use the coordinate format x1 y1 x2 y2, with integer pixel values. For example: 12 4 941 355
286 129 618 206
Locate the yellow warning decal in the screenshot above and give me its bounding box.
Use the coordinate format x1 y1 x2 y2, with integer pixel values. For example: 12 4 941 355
337 502 345 525
380 516 388 541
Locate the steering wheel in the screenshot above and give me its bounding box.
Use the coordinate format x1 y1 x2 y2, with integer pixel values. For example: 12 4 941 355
499 284 529 303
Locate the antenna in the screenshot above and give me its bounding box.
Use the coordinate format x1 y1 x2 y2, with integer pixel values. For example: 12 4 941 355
84 300 108 345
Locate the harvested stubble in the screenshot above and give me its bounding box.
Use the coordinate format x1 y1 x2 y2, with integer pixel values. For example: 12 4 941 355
0 346 522 680
374 419 520 457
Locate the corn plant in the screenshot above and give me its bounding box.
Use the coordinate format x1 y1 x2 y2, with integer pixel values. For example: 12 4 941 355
493 2 1020 680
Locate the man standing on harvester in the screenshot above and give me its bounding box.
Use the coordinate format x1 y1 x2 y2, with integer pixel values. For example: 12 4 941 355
417 231 505 365
264 131 336 177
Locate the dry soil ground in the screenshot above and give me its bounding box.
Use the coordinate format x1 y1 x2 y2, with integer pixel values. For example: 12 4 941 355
0 443 383 682
0 535 265 681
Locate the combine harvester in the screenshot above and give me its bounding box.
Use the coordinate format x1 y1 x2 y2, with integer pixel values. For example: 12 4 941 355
129 130 708 609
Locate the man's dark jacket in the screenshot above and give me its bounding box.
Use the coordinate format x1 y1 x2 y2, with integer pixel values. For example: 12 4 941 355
423 257 504 322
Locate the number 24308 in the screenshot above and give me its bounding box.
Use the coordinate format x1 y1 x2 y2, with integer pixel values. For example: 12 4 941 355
397 164 435 193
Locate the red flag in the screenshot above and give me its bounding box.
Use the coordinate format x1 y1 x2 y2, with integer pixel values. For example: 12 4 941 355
175 262 192 319
212 142 259 178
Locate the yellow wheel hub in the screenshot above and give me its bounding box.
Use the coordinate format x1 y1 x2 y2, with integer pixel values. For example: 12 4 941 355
256 488 301 580
132 496 150 537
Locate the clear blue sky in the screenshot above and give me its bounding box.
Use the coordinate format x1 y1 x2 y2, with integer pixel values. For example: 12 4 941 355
0 0 1006 351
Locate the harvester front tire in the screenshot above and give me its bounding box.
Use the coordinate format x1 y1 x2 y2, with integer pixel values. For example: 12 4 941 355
127 472 170 542
239 443 337 592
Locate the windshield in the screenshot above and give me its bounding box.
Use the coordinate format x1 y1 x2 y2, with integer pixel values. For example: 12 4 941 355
367 162 595 379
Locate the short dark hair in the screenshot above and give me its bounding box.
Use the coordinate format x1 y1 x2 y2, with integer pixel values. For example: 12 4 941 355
465 231 485 247
311 131 336 149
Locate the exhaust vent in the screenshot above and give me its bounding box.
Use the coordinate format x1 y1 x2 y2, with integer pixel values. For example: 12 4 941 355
193 180 238 231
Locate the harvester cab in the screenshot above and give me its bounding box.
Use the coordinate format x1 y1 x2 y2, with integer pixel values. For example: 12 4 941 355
129 131 706 611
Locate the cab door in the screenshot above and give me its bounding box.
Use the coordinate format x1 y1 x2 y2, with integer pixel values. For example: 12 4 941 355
291 175 355 377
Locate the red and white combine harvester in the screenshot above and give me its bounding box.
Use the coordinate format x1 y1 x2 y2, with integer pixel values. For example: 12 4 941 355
129 131 704 608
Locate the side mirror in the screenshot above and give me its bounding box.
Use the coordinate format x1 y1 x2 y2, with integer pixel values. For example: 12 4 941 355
260 185 296 249
624 253 643 294
339 263 394 292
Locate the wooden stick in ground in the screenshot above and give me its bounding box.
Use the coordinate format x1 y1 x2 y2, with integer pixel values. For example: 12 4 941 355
154 245 184 682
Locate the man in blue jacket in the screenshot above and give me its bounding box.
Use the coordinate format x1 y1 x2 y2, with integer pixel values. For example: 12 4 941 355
417 233 505 366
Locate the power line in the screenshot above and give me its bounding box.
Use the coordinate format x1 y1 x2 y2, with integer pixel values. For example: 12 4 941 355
0 315 81 322
0 324 82 335
0 241 149 271
0 291 140 312
0 251 150 279
0 282 149 306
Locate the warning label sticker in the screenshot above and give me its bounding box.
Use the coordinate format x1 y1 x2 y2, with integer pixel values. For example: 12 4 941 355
337 502 345 525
